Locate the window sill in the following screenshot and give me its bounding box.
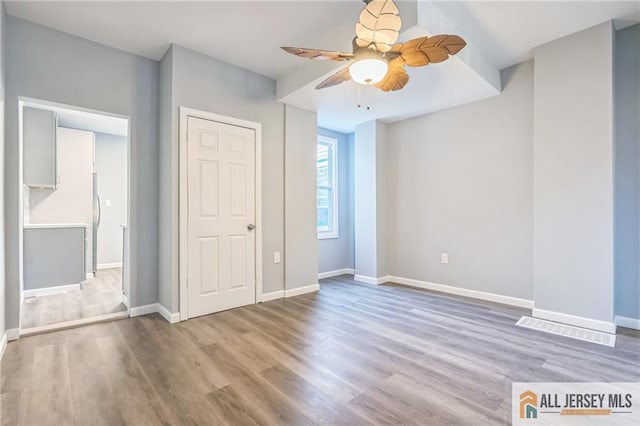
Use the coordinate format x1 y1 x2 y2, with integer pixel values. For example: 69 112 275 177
318 233 339 240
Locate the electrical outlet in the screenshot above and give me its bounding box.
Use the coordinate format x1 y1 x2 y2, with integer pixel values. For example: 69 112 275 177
105 199 112 207
274 252 281 264
441 253 449 264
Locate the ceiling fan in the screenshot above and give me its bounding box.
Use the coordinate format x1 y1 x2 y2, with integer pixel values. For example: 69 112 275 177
281 0 466 93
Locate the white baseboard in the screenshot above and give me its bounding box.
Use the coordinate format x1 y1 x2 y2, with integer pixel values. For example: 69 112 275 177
23 283 81 298
129 304 159 317
319 268 355 280
387 275 535 309
130 303 178 324
615 315 640 331
354 274 389 285
1 332 7 361
263 284 321 302
533 308 617 334
157 304 180 324
97 262 123 270
262 290 284 302
285 284 320 298
86 273 94 280
6 329 20 341
122 294 130 309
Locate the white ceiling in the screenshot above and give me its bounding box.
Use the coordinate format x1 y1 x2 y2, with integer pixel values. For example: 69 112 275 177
7 1 639 132
22 100 129 136
431 1 640 70
6 0 370 79
282 47 500 131
56 109 128 137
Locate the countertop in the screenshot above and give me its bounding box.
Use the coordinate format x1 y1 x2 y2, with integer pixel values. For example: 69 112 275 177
24 223 90 229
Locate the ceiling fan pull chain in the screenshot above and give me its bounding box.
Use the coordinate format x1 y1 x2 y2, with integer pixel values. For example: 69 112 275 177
367 84 371 111
357 84 362 108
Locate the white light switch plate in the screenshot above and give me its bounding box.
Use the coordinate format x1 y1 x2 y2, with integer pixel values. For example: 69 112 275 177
274 252 281 264
441 253 449 264
105 199 112 207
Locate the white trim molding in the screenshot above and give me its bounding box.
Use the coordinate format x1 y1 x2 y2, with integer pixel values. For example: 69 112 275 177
319 268 355 280
129 304 159 318
533 308 617 334
6 329 20 341
285 284 320 298
615 315 640 331
354 275 390 285
179 107 263 321
130 303 179 324
157 304 180 324
1 333 7 361
387 276 535 309
97 262 123 270
23 283 81 298
20 312 129 337
262 282 329 302
16 98 134 341
86 273 95 280
262 290 284 302
317 135 339 240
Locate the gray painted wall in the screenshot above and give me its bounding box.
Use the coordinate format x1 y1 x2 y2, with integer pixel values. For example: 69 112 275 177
353 120 389 280
4 16 159 329
317 127 354 274
533 22 615 323
614 24 640 320
159 44 287 312
1 3 6 339
375 121 388 279
95 132 127 266
354 120 379 279
158 45 173 312
386 61 534 299
284 105 318 289
347 132 355 272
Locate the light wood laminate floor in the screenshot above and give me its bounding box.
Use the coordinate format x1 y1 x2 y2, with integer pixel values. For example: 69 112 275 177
2 275 639 425
21 268 126 330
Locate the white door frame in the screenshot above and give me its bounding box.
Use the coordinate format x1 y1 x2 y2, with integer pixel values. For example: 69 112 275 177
17 97 133 334
179 107 263 321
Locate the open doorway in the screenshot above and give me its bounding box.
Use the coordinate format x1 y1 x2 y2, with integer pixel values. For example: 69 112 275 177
18 99 131 335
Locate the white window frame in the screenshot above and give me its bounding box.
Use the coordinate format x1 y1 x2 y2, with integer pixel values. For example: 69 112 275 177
317 135 339 239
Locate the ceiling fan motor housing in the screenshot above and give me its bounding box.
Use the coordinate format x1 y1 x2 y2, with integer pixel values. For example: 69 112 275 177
353 46 389 62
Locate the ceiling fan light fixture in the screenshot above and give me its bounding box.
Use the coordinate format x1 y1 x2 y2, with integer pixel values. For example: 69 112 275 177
349 58 388 85
282 0 466 93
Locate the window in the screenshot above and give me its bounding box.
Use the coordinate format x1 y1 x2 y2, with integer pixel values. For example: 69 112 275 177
317 135 338 239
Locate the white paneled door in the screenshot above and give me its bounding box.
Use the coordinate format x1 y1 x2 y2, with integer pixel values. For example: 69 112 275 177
187 116 256 318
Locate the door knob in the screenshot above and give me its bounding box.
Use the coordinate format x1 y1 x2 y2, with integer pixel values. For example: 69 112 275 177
247 224 255 231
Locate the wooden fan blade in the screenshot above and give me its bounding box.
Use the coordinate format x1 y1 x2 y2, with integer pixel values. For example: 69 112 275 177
355 0 402 53
316 67 352 90
281 47 354 62
375 59 409 92
390 34 466 67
